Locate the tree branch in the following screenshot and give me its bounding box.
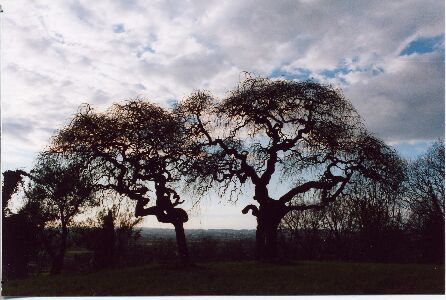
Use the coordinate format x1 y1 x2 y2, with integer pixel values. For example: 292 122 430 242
242 204 259 217
196 115 260 184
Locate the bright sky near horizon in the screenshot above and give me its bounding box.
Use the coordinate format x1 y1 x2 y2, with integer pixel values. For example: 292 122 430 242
1 0 444 229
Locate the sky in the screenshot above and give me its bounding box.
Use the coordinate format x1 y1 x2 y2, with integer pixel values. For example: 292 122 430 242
1 0 444 229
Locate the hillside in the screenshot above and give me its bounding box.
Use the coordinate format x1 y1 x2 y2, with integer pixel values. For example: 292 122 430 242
3 261 444 296
139 227 256 240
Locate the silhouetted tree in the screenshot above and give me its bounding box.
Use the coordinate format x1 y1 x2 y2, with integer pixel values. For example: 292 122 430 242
92 210 116 269
2 170 43 279
95 192 143 265
2 170 27 217
281 169 408 262
52 100 192 264
178 76 402 261
281 200 326 260
406 140 445 263
2 212 40 280
319 196 357 260
340 175 406 262
72 193 142 270
25 152 97 274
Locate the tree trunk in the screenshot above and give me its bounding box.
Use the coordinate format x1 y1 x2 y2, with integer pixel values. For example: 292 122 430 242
50 226 68 275
173 222 190 265
255 223 265 260
136 201 190 265
264 223 279 261
253 198 288 262
255 219 280 262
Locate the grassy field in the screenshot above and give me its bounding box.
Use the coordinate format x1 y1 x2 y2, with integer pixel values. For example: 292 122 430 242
3 261 444 296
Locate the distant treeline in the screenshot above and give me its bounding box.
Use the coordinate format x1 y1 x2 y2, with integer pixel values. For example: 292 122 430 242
278 142 445 264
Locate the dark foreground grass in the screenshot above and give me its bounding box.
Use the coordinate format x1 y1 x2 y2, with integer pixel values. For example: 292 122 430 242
3 261 444 296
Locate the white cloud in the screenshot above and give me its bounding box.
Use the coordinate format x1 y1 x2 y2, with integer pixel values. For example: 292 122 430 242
3 0 444 159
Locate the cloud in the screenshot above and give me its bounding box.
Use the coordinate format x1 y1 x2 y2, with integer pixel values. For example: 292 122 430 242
2 0 444 171
344 51 444 141
2 118 36 143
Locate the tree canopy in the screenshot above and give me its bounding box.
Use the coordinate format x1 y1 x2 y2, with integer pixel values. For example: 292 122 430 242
24 152 97 274
177 76 403 260
52 100 192 263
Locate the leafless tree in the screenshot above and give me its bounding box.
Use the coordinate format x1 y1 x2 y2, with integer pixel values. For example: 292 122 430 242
406 140 444 262
344 174 406 261
281 172 406 262
82 191 143 266
319 195 357 260
178 75 402 261
281 198 326 260
52 100 192 264
407 140 444 219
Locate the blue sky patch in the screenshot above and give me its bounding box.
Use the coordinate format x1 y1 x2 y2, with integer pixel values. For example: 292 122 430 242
400 35 444 56
320 66 350 78
371 67 384 75
166 98 178 108
320 63 384 80
113 23 125 33
269 68 312 80
134 83 146 90
392 141 433 160
136 45 155 58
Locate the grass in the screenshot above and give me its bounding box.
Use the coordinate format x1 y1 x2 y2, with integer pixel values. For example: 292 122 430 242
3 261 444 296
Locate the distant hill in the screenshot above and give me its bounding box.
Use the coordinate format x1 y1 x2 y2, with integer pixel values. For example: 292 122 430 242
139 227 256 240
